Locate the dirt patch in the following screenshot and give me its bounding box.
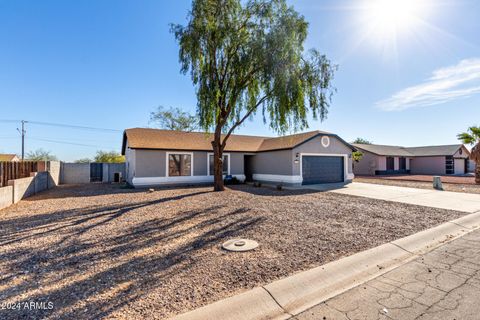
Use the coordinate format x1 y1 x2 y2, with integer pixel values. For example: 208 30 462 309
355 177 480 194
0 184 466 319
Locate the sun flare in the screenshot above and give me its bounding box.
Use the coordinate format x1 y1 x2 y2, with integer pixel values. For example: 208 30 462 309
363 0 429 40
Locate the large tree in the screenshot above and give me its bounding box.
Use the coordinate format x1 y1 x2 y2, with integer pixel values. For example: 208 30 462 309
94 151 125 163
26 148 58 161
150 106 198 131
458 126 480 184
352 137 372 144
172 0 336 191
351 138 372 163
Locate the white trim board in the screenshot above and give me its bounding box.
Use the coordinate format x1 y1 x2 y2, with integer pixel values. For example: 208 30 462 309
207 153 231 176
252 174 303 184
132 175 246 187
166 152 194 177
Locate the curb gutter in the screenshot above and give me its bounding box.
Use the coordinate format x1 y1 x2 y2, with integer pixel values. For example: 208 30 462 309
172 211 480 320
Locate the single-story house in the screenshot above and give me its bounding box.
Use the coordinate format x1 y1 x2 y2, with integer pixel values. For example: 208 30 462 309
353 143 471 176
121 128 356 187
0 154 19 162
468 159 477 173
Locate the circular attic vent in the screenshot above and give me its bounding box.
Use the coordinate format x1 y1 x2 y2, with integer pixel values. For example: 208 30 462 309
321 136 330 147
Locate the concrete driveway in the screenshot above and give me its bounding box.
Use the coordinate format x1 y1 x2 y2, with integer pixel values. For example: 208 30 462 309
329 182 480 213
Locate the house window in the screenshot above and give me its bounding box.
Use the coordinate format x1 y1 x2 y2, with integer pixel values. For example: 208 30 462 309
168 154 192 176
209 154 229 175
445 156 454 175
386 157 395 171
399 157 406 170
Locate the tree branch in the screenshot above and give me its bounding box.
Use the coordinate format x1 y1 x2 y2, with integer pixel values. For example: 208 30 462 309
221 92 271 149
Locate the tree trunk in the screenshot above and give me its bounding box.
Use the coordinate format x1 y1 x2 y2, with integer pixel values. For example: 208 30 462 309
476 160 480 184
212 132 225 191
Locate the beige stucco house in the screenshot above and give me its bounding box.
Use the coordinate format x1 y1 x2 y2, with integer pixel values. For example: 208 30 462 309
0 154 19 162
121 128 356 187
353 143 471 176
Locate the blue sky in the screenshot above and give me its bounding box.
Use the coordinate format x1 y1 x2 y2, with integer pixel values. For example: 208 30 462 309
0 0 479 161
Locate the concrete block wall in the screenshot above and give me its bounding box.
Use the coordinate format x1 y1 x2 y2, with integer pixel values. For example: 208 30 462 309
0 186 13 210
105 163 126 182
61 163 91 184
60 162 126 184
0 163 61 211
34 172 48 193
5 172 50 205
47 161 61 187
9 176 36 203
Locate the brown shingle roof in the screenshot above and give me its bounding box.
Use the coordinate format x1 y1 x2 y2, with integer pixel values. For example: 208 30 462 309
0 154 19 161
352 144 414 157
122 128 347 154
353 143 468 157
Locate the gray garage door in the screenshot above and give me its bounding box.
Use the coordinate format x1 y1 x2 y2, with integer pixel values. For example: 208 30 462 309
302 156 344 184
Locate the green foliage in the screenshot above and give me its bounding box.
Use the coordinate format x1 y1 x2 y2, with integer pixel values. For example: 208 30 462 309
150 106 198 131
352 137 372 144
94 151 125 163
352 151 363 162
457 126 480 145
26 149 58 161
458 126 480 163
172 0 336 190
74 158 91 163
171 0 336 136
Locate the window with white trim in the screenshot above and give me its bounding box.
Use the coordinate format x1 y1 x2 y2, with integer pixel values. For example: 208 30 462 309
208 154 229 175
168 154 192 176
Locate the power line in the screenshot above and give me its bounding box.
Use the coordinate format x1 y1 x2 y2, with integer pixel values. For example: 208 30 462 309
0 119 122 154
29 137 114 149
0 119 122 132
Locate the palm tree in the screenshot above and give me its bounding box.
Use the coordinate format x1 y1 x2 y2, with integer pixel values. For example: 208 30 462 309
457 126 480 184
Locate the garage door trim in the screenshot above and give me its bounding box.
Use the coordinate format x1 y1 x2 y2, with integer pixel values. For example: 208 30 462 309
300 153 348 184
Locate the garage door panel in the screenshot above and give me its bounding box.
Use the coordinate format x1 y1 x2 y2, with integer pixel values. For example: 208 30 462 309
302 156 344 184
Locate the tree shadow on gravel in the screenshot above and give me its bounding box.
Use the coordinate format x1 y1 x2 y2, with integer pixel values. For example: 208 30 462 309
228 184 320 197
0 193 263 319
0 190 211 246
22 183 211 201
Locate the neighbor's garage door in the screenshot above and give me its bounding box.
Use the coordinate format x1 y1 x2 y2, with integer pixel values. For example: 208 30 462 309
302 156 344 184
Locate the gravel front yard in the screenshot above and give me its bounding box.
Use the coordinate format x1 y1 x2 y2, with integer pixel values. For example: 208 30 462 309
355 177 480 194
0 184 466 319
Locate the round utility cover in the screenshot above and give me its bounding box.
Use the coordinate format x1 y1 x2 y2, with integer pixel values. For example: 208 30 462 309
222 239 259 252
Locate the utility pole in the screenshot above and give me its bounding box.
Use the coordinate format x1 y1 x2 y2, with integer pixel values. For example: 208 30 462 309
17 120 27 160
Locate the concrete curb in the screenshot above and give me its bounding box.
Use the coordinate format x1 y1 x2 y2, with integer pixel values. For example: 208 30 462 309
173 287 290 320
171 212 480 320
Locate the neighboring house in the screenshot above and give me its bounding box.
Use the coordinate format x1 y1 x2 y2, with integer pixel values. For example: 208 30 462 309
468 159 476 174
0 154 19 162
121 128 356 187
353 144 471 176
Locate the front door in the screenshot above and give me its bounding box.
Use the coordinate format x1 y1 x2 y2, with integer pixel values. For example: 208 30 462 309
244 155 254 182
386 157 395 171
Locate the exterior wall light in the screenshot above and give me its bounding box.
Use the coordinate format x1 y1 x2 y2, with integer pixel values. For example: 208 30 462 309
294 153 300 164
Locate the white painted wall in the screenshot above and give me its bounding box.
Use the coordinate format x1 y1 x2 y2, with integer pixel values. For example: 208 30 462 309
377 156 386 171
454 159 465 175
